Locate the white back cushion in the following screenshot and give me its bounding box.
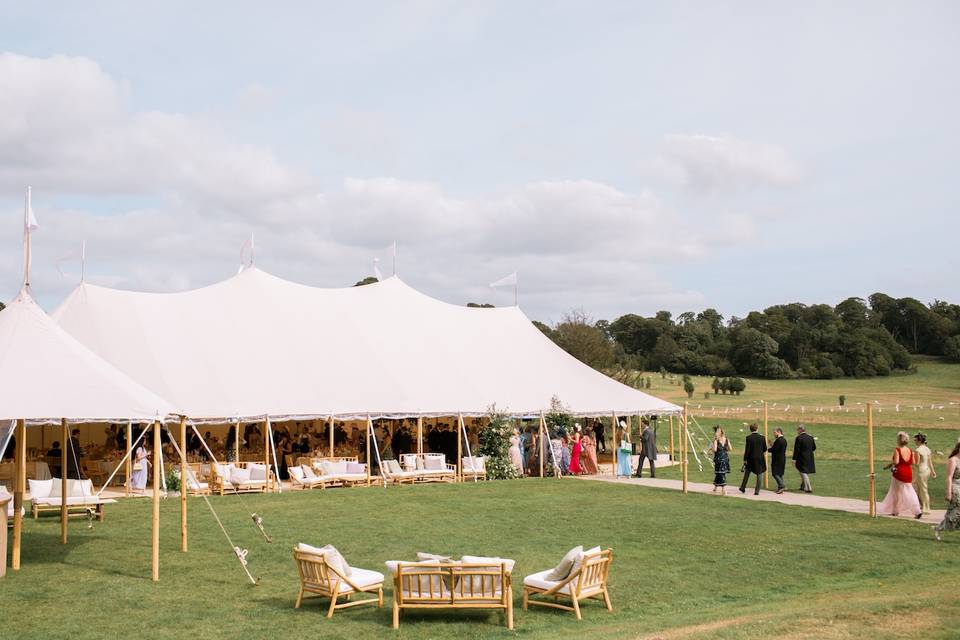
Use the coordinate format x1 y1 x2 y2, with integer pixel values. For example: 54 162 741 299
248 463 267 481
29 478 53 499
425 457 445 471
230 467 251 483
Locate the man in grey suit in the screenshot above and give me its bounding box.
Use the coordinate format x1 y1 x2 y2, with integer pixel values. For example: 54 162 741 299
635 420 657 478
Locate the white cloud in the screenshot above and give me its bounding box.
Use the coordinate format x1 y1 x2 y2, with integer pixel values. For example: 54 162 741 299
645 134 803 193
0 53 757 320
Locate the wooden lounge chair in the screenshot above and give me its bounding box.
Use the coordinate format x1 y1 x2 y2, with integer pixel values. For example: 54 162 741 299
522 548 613 620
461 456 487 481
177 463 211 496
382 459 417 484
288 464 331 490
399 454 458 483
386 556 514 629
210 462 272 495
293 545 384 618
27 478 116 521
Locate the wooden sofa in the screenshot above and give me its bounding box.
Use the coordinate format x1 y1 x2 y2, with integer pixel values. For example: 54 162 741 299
399 454 458 483
386 557 514 629
522 548 613 620
295 457 370 488
27 478 116 521
461 456 487 481
210 461 273 495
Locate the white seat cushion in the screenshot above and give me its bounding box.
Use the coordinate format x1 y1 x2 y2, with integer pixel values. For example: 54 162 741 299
335 567 383 593
333 473 368 482
523 569 572 595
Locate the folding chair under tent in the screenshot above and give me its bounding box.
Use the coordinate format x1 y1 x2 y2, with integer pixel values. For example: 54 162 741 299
0 288 176 580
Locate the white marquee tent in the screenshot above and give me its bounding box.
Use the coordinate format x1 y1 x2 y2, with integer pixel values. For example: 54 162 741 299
52 267 680 421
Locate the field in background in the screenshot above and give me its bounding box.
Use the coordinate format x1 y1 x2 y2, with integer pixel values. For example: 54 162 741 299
612 356 960 429
2 481 958 639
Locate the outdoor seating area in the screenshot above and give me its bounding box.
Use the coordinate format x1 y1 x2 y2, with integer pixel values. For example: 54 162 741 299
293 543 612 629
210 462 274 495
26 478 116 521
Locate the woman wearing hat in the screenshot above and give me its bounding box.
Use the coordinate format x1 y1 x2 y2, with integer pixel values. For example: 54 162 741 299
934 437 960 541
913 432 937 515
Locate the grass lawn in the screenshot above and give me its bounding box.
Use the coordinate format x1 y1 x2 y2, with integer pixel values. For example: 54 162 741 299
2 480 958 639
652 418 960 503
623 356 960 429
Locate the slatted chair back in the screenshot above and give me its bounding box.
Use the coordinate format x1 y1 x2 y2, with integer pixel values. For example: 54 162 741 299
395 563 509 604
294 549 335 593
572 549 612 596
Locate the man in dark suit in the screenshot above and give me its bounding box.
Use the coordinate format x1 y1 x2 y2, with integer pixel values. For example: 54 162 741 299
593 420 606 453
767 427 788 494
635 421 657 478
792 425 817 493
738 423 767 495
66 428 84 479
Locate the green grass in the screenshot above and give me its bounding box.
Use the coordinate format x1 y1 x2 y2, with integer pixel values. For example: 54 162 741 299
621 356 960 429
2 481 959 639
654 418 960 503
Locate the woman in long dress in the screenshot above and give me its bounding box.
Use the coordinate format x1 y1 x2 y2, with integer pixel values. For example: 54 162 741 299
913 433 937 515
711 426 731 495
580 430 599 474
934 438 960 541
569 424 583 474
877 431 922 518
508 429 523 474
616 421 632 476
130 443 149 493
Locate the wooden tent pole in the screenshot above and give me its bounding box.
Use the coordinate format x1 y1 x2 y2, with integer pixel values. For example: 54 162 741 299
61 418 68 544
456 414 463 482
611 412 617 477
328 415 334 457
417 416 423 455
234 420 240 464
763 401 769 489
179 415 188 552
263 416 270 492
125 422 132 497
682 404 689 494
151 420 161 582
867 404 876 518
366 416 372 486
668 415 675 461
539 412 545 478
11 418 25 570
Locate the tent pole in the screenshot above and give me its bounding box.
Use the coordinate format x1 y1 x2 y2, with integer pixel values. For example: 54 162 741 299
366 416 372 486
539 412 545 478
328 415 334 457
867 404 876 518
179 416 188 552
456 414 463 482
11 419 25 570
611 412 617 477
263 416 271 492
152 420 161 582
61 418 68 544
668 415 675 461
763 401 769 490
417 416 423 455
125 423 132 497
682 405 689 495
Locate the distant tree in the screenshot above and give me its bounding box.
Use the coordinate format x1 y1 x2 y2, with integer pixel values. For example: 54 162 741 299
719 378 731 395
944 336 960 363
729 377 746 395
646 377 652 389
838 395 846 406
353 276 378 287
683 378 695 398
553 310 616 370
532 320 555 340
711 377 721 395
0 301 5 313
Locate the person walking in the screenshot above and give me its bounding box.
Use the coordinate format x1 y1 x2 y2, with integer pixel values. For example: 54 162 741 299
508 428 524 474
738 423 767 495
635 421 657 478
877 431 922 519
569 424 583 475
580 429 599 474
66 428 84 479
616 421 632 476
934 437 960 541
913 432 936 515
792 425 817 493
130 442 150 493
711 426 731 495
768 427 788 494
593 419 606 454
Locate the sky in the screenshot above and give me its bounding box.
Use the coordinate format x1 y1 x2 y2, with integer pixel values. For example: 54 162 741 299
0 1 957 324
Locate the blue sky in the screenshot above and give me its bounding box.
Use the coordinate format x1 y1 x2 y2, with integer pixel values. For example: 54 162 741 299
0 2 957 322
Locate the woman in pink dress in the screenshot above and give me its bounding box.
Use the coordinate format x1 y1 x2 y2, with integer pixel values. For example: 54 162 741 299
568 424 583 474
580 430 599 474
877 431 922 518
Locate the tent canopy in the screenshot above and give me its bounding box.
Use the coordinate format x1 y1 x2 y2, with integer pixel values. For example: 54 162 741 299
52 267 681 421
0 288 175 423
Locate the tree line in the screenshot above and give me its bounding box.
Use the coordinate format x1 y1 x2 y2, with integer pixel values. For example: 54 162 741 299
533 294 960 379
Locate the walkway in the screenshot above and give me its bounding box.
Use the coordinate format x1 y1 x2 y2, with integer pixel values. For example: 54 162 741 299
579 473 946 525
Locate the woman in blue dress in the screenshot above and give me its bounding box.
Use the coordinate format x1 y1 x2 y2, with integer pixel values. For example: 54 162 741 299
616 420 632 476
711 426 731 495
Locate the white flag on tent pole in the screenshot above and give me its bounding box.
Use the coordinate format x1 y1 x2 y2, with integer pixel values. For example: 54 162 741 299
238 232 255 273
489 271 519 306
23 186 39 287
373 257 383 281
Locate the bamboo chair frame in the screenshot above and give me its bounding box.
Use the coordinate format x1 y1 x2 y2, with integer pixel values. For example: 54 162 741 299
293 549 383 618
391 562 514 629
210 461 273 496
461 456 487 481
522 549 613 620
398 453 458 484
178 463 211 496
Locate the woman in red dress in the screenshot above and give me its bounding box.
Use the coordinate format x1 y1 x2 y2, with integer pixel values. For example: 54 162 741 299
569 424 583 474
877 431 922 518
